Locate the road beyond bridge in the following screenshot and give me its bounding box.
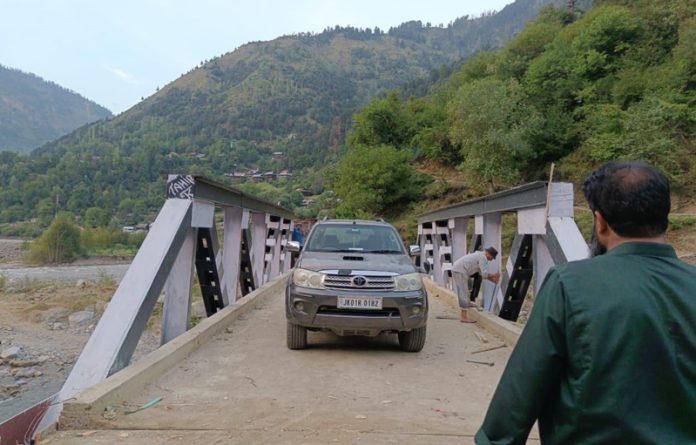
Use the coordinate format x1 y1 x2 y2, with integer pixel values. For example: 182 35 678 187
45 278 532 444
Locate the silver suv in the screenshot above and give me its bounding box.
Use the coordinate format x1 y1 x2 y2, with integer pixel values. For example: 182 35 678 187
285 219 427 352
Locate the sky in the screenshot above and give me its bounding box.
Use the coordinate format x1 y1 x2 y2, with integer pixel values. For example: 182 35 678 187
1 0 513 114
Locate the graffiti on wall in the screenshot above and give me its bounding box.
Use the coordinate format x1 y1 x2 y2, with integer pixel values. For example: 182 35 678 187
167 175 195 199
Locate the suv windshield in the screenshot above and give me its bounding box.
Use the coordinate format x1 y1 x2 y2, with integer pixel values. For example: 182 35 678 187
305 224 404 254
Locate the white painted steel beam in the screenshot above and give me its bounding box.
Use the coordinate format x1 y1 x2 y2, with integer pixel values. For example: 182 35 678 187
250 212 267 286
449 217 469 296
191 200 214 228
417 223 428 274
482 213 502 312
431 224 443 286
267 215 283 280
533 235 555 294
545 217 590 263
498 234 523 314
161 228 196 345
222 207 246 303
474 215 484 235
41 198 193 432
518 207 546 235
188 176 294 219
451 217 469 261
418 181 548 223
547 182 574 217
207 222 229 306
282 219 294 273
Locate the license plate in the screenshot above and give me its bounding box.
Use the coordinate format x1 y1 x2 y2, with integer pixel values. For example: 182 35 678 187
337 296 383 310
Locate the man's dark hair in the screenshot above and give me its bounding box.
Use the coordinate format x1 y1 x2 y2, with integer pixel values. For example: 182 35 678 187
485 247 498 258
582 161 670 238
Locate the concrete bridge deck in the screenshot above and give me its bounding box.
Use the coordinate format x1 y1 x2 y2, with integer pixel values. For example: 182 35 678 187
45 280 532 445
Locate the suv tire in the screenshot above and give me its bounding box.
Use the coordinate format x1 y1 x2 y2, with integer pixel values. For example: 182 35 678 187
398 326 426 352
287 322 308 350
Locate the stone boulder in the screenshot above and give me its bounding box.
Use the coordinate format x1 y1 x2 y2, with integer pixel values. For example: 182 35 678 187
68 310 96 328
0 346 21 360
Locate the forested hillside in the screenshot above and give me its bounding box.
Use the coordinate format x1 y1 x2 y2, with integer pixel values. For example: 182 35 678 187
0 65 111 154
0 0 568 228
334 0 696 219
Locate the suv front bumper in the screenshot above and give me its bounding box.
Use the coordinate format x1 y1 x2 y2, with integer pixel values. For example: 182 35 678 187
286 282 428 336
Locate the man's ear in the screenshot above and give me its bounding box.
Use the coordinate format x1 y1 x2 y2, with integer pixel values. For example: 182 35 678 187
594 211 610 236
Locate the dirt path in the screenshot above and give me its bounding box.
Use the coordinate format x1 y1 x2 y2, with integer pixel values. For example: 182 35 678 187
47 291 533 444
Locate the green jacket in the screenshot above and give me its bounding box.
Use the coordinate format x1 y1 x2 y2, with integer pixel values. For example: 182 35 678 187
476 242 696 445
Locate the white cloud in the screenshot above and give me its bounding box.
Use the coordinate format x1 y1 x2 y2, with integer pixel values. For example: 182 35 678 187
105 66 138 84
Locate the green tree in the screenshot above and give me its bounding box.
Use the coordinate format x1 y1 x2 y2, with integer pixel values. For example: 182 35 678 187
448 78 531 187
84 207 111 228
34 198 56 227
497 6 568 80
334 144 422 216
28 212 83 264
408 97 460 163
348 92 414 148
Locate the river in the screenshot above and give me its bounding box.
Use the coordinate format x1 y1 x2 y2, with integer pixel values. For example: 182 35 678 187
0 263 130 286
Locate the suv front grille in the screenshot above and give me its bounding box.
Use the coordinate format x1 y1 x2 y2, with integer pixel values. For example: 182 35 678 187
318 307 400 317
324 275 395 290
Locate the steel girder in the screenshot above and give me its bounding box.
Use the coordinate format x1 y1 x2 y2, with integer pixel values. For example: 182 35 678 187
417 181 547 224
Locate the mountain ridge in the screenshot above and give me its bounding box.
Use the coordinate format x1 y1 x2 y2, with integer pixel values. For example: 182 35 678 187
1 0 570 226
0 65 112 154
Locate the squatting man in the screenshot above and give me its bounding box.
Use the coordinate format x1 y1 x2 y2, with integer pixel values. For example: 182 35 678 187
451 247 501 323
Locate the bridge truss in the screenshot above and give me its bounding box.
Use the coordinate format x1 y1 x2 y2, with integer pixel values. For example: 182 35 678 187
417 181 589 321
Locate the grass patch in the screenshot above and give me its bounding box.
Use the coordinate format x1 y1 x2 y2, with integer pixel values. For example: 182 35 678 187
573 207 594 240
11 276 51 293
190 314 203 327
96 268 116 287
669 215 696 231
85 245 139 258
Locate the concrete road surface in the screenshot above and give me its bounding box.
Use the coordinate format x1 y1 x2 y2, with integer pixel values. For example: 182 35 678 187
46 289 538 444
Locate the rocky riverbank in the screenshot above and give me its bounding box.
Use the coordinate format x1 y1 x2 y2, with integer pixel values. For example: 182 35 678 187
0 238 24 265
0 278 160 422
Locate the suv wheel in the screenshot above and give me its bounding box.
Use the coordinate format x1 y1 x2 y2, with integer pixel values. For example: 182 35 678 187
287 322 307 350
398 326 426 352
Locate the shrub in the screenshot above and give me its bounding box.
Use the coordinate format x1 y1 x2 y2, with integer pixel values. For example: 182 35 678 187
669 215 696 230
334 144 423 217
81 227 146 256
27 212 83 264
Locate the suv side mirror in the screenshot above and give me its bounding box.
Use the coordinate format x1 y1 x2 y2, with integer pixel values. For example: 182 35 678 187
287 240 302 253
409 245 421 257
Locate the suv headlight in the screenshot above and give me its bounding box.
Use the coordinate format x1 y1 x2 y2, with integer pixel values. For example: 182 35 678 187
394 273 423 291
293 268 326 289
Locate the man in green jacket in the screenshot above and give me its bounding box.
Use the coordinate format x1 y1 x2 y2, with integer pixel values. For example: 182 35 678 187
475 161 696 444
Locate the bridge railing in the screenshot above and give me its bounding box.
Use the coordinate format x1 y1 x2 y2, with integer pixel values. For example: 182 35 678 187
417 181 588 321
34 174 294 435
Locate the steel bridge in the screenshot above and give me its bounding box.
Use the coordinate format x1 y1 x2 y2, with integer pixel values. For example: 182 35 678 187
0 176 589 445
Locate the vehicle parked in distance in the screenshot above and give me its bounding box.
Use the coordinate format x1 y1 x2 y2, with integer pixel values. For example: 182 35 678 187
285 219 427 351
